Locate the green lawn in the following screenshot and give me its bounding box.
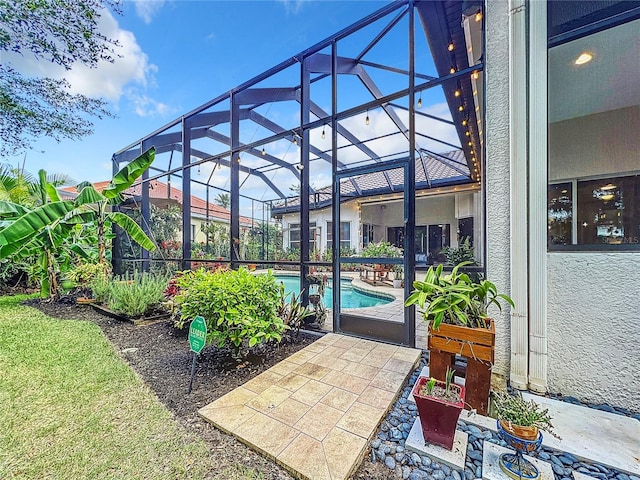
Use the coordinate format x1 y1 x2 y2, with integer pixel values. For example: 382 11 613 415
0 295 260 480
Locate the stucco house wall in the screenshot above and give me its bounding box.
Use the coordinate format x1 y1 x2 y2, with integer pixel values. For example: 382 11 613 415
547 253 640 411
486 0 639 409
484 0 512 382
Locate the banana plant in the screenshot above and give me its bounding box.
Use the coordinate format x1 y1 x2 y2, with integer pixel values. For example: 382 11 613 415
73 147 156 265
0 147 156 297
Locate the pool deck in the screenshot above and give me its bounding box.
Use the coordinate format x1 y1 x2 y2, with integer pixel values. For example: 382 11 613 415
267 270 428 348
199 332 422 480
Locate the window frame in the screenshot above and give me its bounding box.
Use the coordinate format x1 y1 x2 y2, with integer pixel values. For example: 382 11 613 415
547 5 640 252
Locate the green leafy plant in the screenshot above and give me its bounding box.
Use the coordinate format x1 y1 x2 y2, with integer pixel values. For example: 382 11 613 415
67 261 110 287
492 391 557 436
278 286 315 337
445 366 456 394
360 241 402 258
391 264 404 280
88 273 111 305
442 237 476 266
107 273 169 318
173 268 287 356
405 261 514 329
0 148 156 297
424 377 437 395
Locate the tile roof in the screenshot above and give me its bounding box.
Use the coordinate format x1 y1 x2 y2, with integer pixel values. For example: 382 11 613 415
60 180 252 226
272 149 471 213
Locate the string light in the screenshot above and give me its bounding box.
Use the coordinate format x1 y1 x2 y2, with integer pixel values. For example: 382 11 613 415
462 118 468 126
465 131 470 136
454 88 461 98
197 164 201 175
475 9 482 22
468 141 473 147
293 136 298 146
417 94 422 109
458 104 464 112
261 146 266 156
450 65 456 75
237 156 241 163
472 70 480 80
365 110 370 126
448 42 454 52
321 125 326 139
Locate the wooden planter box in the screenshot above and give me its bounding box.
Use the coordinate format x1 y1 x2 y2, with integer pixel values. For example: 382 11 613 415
90 303 170 326
427 319 495 415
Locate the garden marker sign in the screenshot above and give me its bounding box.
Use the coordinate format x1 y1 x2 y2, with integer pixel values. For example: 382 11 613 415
187 316 207 394
189 316 207 353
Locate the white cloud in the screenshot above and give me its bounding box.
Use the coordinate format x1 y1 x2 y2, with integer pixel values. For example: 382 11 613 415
132 0 166 24
278 0 305 15
127 90 175 117
5 8 166 115
62 12 156 101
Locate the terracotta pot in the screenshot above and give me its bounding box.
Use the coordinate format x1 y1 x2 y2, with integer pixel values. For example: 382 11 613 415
412 376 465 451
498 419 539 441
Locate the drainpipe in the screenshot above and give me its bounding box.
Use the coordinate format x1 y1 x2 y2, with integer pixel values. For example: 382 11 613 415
527 0 548 394
508 0 529 391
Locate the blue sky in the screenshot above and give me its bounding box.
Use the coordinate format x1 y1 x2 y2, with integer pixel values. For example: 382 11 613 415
8 0 402 183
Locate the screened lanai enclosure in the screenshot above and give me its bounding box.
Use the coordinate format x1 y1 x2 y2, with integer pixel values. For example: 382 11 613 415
112 0 485 347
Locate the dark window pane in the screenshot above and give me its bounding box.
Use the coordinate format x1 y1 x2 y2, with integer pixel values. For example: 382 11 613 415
548 183 573 246
577 176 640 245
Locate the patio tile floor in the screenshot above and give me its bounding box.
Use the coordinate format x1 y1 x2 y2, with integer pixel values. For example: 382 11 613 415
199 332 422 480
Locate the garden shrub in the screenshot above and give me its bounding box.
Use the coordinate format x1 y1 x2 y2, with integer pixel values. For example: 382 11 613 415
67 262 110 286
174 268 286 353
106 273 169 318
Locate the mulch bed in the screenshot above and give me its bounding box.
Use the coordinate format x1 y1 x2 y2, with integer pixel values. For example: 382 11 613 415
26 299 393 479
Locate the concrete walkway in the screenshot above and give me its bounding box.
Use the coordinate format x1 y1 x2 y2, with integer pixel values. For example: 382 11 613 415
199 333 422 480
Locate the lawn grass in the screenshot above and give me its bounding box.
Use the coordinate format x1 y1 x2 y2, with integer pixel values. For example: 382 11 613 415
0 295 258 479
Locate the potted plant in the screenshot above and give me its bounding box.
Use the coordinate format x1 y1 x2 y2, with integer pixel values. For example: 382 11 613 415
492 390 557 441
405 261 514 414
412 367 465 450
391 264 403 288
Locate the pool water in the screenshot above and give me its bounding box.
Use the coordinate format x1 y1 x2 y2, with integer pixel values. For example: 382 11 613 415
275 275 393 308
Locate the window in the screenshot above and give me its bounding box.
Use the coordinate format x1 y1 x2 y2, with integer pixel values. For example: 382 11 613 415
327 221 351 251
288 222 316 251
362 223 374 247
548 10 640 250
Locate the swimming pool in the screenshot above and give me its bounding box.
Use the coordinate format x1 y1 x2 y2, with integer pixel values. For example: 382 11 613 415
274 274 393 308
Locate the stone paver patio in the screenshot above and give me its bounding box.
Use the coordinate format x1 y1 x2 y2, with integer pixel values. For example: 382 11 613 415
199 332 422 480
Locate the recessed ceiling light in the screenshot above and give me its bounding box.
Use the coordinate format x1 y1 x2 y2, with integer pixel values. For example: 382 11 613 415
575 52 593 65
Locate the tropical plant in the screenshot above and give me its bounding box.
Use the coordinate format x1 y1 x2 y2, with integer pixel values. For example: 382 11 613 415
405 261 514 329
391 264 404 280
0 148 156 297
67 261 110 288
173 268 287 356
213 193 230 209
360 241 402 258
492 391 556 435
442 237 477 266
277 286 315 337
73 147 157 265
107 273 169 318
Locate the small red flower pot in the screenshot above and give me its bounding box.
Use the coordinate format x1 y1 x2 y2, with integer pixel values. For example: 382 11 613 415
412 376 465 450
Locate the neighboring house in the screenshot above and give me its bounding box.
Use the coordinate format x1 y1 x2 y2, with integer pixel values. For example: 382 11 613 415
273 149 481 264
60 179 252 245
